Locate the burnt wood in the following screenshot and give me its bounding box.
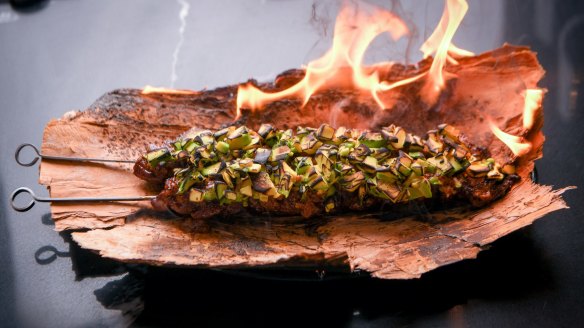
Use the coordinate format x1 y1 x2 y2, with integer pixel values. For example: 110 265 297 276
39 44 570 279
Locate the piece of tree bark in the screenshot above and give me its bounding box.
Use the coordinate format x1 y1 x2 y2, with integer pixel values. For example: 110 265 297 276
71 181 570 279
39 44 571 279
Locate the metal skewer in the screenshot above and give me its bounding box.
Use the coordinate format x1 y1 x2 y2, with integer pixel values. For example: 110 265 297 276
10 187 156 212
15 143 135 167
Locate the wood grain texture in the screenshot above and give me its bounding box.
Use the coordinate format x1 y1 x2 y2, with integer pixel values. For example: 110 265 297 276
39 44 571 279
71 182 570 279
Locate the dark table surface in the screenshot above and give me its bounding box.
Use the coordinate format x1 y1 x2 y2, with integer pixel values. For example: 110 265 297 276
1 0 583 327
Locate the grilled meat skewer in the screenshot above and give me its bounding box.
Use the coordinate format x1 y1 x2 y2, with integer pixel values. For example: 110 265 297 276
134 123 518 219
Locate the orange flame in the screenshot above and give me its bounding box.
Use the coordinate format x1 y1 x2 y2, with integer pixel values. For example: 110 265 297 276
236 0 473 118
142 85 198 95
420 0 472 104
236 4 408 119
420 1 474 63
523 89 543 130
489 88 542 157
489 120 532 157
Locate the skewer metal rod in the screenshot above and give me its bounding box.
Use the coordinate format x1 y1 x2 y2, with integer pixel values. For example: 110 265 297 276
15 143 135 167
10 187 156 212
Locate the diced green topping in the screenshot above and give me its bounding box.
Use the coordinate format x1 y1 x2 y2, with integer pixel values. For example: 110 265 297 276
334 126 349 142
258 124 274 138
243 135 261 150
201 161 225 177
146 148 170 164
221 169 234 188
359 132 386 148
452 146 468 160
429 176 441 185
438 124 461 141
487 169 504 180
300 133 322 154
277 173 292 198
270 145 291 162
358 156 378 173
214 127 230 140
325 199 335 212
294 156 313 175
338 144 352 157
425 131 444 154
280 129 293 143
189 188 204 202
225 190 237 201
407 179 432 200
411 162 423 176
447 156 463 174
371 147 391 161
409 151 425 159
376 166 399 183
195 131 215 146
195 146 214 161
309 175 328 190
203 184 217 201
316 123 335 141
348 144 371 163
295 126 310 137
239 158 253 168
254 148 271 164
149 123 509 209
397 151 413 176
427 155 452 175
184 140 198 153
215 141 230 154
280 161 298 178
384 125 406 149
341 171 365 192
487 164 505 180
178 176 196 194
226 126 252 150
468 163 490 177
216 181 227 199
238 176 253 197
406 134 425 151
247 163 262 173
252 171 276 194
376 180 402 202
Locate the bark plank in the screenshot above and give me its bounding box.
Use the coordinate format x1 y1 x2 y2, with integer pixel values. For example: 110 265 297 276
39 45 570 279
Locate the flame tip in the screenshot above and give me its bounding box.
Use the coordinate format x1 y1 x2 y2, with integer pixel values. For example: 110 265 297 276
522 88 544 130
489 119 532 157
236 0 473 118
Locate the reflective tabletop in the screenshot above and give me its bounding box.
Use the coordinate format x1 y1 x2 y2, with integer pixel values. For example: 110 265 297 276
1 0 583 327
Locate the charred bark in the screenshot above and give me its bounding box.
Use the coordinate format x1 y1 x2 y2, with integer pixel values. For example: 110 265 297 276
38 44 570 279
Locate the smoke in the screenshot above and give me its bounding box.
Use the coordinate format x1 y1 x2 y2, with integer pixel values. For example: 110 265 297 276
170 0 191 88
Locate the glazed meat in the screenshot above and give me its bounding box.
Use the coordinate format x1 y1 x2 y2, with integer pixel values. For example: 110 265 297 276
134 123 520 219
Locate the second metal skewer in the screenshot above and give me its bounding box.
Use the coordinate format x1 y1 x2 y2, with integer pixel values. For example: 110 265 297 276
10 187 156 212
15 143 135 167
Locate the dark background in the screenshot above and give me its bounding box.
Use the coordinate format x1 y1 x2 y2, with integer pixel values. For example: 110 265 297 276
1 0 583 327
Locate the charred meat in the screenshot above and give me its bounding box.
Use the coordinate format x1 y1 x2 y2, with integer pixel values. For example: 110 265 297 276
134 123 518 219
